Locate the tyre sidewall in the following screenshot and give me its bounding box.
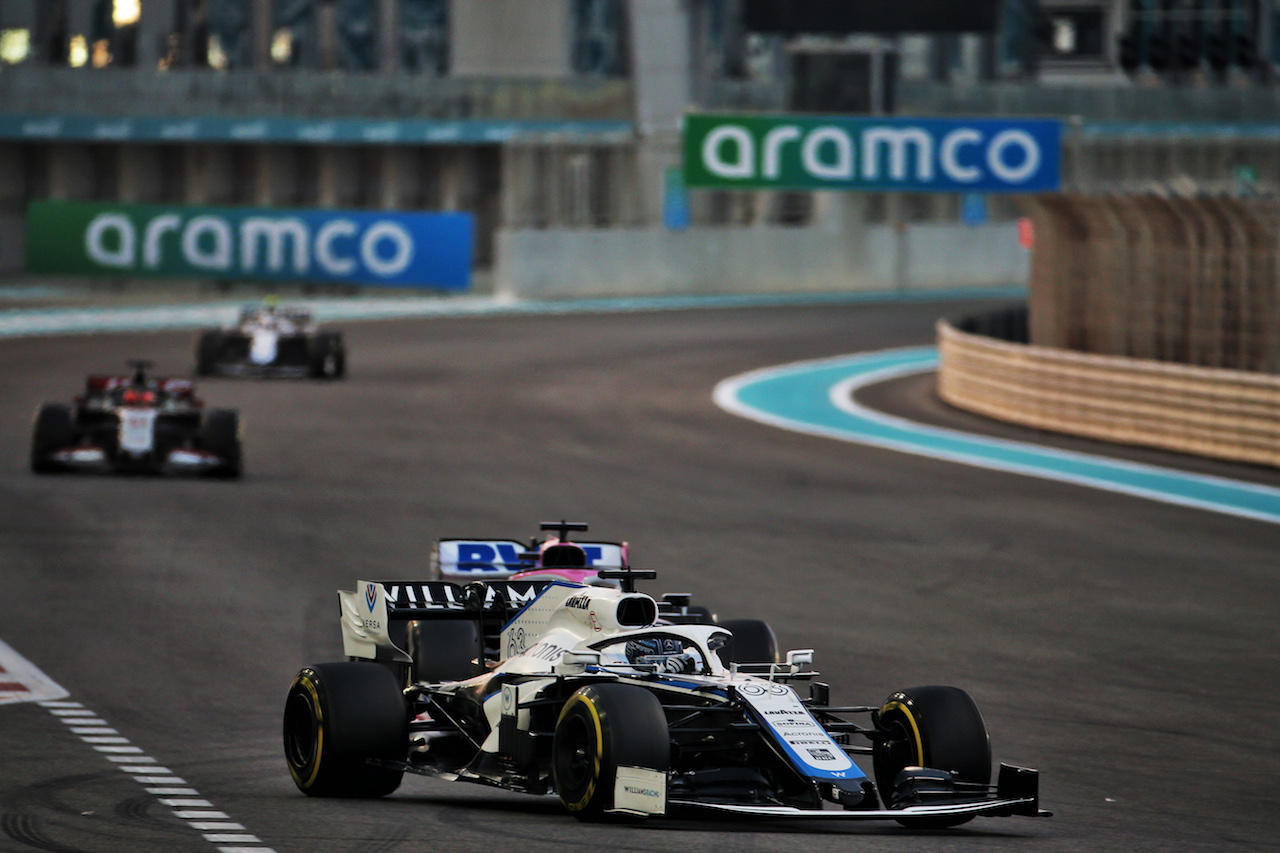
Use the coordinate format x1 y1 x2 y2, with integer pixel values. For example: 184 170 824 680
309 332 344 379
552 683 669 819
874 685 992 828
31 403 75 471
283 662 408 798
195 331 222 375
201 409 242 477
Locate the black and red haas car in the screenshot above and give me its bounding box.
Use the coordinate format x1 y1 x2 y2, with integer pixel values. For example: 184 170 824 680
30 360 242 478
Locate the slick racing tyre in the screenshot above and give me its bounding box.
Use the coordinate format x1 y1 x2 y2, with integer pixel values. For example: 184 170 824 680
873 685 992 829
552 683 670 820
405 619 479 683
283 662 408 798
194 331 222 376
309 332 346 379
715 619 778 666
685 605 716 623
31 403 75 473
201 409 242 479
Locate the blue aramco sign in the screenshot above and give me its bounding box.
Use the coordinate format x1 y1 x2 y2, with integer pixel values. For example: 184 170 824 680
684 114 1062 193
28 201 475 290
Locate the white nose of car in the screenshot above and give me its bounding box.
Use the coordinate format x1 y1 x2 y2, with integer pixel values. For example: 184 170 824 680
249 330 280 365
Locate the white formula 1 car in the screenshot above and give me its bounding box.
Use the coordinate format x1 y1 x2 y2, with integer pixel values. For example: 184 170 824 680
195 304 345 379
30 360 242 478
282 527 1049 827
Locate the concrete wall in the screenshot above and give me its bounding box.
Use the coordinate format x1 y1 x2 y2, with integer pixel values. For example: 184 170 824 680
495 222 1030 299
451 0 571 78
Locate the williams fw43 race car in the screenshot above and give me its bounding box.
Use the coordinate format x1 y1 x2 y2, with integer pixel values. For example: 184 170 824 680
195 303 345 379
283 541 1049 827
30 360 242 478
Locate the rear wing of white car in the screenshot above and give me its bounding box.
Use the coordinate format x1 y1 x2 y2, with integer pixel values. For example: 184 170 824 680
337 579 556 662
432 539 627 581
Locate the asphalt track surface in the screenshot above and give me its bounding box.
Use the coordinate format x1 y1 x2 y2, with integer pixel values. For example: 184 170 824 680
2 297 1278 853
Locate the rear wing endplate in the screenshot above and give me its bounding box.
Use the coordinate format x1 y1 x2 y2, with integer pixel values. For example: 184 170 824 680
338 579 556 663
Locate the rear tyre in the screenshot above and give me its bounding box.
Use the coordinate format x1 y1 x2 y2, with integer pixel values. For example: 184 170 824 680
283 662 408 798
873 685 992 829
553 683 669 820
309 332 346 379
194 331 222 376
715 619 778 666
405 619 480 683
31 403 75 473
685 605 716 623
201 408 242 478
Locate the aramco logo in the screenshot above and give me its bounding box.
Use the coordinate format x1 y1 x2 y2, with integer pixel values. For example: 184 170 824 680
27 201 475 289
683 114 1061 193
84 212 415 279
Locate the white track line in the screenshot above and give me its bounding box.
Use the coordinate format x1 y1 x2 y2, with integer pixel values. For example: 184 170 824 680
1 637 275 853
38 698 275 851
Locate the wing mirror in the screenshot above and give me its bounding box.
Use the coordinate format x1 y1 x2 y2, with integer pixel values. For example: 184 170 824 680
785 649 814 670
555 651 601 674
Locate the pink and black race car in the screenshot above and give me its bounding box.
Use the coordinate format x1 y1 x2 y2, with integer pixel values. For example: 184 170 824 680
432 520 628 587
417 521 777 673
30 360 242 478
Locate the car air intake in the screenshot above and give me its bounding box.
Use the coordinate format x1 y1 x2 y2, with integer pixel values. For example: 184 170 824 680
616 595 657 627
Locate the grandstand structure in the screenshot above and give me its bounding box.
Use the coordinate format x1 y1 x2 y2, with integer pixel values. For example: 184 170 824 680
2 1 1280 291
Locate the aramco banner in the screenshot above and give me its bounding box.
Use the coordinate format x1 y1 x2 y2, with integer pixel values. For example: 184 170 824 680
683 114 1061 193
26 201 474 289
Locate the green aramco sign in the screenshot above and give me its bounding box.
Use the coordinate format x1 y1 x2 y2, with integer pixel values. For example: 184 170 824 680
683 113 1061 193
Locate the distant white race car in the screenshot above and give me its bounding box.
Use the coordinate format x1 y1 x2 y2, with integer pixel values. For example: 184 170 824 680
195 304 345 379
282 524 1049 828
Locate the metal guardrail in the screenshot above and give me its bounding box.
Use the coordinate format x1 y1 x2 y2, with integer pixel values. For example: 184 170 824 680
0 67 633 121
897 79 1280 124
707 78 1280 124
937 319 1280 468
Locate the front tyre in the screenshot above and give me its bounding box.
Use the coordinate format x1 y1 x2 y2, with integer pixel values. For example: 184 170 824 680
552 683 669 820
201 408 242 478
283 662 408 798
309 332 346 379
31 403 75 473
194 331 222 376
874 685 991 829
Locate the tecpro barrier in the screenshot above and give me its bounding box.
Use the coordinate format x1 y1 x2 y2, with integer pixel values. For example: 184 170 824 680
937 319 1280 468
1021 194 1280 372
26 201 475 289
683 114 1061 193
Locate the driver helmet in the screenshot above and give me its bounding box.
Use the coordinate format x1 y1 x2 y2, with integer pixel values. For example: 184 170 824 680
122 387 154 405
625 637 684 663
539 539 588 568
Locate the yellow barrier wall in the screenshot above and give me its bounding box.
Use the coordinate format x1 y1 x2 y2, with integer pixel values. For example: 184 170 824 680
937 320 1280 468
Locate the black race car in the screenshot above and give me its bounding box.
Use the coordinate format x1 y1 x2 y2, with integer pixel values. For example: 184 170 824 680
195 304 345 379
30 360 242 478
